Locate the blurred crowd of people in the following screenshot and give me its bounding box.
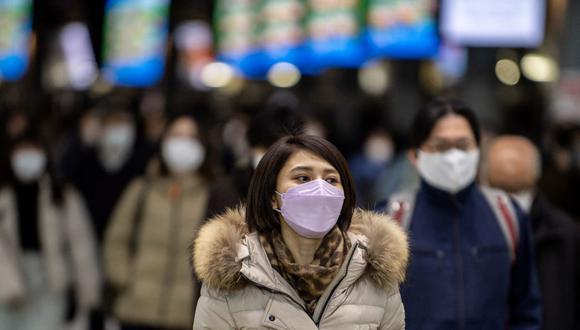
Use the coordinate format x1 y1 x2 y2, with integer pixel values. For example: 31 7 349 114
0 88 579 330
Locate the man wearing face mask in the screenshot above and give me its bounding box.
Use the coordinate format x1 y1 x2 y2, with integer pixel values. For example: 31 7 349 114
386 98 542 330
484 135 580 330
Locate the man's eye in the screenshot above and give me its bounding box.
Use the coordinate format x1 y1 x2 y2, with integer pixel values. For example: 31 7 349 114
434 145 447 152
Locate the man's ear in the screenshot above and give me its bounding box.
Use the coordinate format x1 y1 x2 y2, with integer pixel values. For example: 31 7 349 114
407 149 418 167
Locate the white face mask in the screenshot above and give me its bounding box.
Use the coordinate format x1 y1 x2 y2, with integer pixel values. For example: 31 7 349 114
98 124 135 172
364 137 394 164
11 149 47 183
511 190 535 214
417 149 480 193
162 137 205 174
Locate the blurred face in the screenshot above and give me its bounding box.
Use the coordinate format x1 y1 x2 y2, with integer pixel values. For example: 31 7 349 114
486 138 538 193
273 149 343 208
98 111 136 172
164 117 198 140
421 114 477 154
251 146 268 169
12 142 42 156
364 132 394 163
162 117 205 175
80 111 101 146
11 142 47 183
411 114 480 193
101 111 133 129
7 113 28 139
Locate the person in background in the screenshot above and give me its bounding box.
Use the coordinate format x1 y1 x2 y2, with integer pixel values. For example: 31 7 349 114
386 98 542 329
1 109 31 186
483 135 580 330
104 113 213 330
61 103 154 330
349 128 418 208
193 134 408 329
139 90 167 147
62 105 154 243
207 105 305 216
539 124 580 222
0 128 100 330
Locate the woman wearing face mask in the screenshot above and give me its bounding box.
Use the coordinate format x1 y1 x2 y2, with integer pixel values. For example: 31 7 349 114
385 98 542 330
0 130 100 330
104 114 214 330
192 134 409 329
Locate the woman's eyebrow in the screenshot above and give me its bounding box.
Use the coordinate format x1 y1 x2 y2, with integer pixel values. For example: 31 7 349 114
289 166 338 175
290 166 313 173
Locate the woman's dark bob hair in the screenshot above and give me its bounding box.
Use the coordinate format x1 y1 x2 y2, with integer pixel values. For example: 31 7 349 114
410 97 481 149
246 134 356 234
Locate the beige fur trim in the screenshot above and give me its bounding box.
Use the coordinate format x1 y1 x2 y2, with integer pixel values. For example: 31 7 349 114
192 207 248 291
192 207 409 291
349 209 409 290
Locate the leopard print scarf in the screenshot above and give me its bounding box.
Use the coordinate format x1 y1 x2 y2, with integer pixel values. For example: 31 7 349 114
259 227 351 315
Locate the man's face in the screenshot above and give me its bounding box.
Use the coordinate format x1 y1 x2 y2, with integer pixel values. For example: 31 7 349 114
410 114 478 166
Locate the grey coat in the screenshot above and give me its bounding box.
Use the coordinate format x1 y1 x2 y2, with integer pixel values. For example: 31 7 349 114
0 178 100 309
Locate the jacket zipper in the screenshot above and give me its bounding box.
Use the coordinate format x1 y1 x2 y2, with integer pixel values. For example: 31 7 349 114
314 244 357 327
452 197 465 330
158 195 182 321
312 243 358 326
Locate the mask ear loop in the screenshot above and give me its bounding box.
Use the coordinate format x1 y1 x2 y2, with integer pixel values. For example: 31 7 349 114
273 191 283 213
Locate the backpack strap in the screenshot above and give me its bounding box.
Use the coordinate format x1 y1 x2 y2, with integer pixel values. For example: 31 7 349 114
480 186 520 263
386 190 417 230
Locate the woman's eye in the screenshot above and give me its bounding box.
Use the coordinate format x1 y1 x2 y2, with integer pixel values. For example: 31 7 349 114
296 176 310 183
325 177 339 185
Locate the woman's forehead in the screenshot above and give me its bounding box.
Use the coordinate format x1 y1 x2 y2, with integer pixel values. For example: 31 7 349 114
283 150 337 173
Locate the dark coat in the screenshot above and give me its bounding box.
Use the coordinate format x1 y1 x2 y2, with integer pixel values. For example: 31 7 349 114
531 194 580 330
61 141 154 242
399 181 542 330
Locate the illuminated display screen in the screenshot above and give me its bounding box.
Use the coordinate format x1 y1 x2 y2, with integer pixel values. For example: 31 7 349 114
0 0 33 81
364 0 439 59
441 0 545 47
305 0 366 69
101 0 170 87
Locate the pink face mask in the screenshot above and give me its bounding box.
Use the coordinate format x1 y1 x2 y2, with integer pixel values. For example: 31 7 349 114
275 179 345 239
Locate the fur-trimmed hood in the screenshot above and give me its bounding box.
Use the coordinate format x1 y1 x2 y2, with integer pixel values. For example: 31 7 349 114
192 207 408 292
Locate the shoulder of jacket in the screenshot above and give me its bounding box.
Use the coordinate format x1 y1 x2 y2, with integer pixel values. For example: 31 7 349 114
193 206 249 291
348 209 409 291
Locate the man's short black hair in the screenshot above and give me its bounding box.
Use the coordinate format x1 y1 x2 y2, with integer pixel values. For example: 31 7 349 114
410 98 481 149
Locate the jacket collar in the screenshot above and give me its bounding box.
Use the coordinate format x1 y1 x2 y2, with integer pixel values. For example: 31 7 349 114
419 179 477 205
192 207 408 293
